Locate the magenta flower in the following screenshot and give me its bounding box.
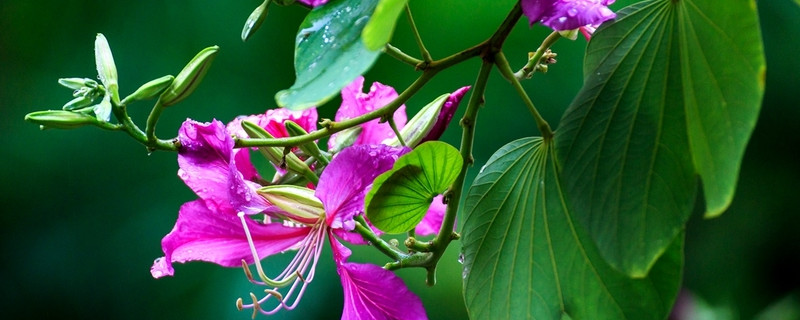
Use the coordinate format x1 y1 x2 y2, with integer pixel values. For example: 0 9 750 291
419 86 471 144
326 77 469 236
328 76 408 149
329 77 471 152
236 144 427 319
521 0 616 32
227 108 318 176
298 0 329 7
150 119 312 278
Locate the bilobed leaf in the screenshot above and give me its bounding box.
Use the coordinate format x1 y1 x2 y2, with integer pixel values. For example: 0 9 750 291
556 0 764 276
362 0 408 51
365 141 462 234
461 137 683 320
276 0 381 110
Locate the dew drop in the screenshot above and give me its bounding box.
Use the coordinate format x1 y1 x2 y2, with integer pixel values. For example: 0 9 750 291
462 267 469 279
558 16 568 24
567 8 578 17
457 253 464 264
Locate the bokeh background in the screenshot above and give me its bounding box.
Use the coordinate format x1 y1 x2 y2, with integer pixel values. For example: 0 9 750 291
1 0 798 319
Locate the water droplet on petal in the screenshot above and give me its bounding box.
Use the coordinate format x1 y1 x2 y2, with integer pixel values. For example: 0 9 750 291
567 8 578 17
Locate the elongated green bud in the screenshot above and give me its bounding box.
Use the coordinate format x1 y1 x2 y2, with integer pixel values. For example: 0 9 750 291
284 120 328 165
62 95 95 111
241 120 285 168
241 120 319 183
328 126 362 153
25 110 100 129
241 0 270 42
58 78 97 91
121 75 174 105
160 46 219 107
383 93 448 147
94 33 119 105
257 185 324 223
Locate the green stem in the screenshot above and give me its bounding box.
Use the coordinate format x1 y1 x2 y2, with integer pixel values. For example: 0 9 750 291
111 101 178 151
387 116 406 147
236 70 438 148
494 51 553 140
353 216 406 260
145 99 165 144
384 43 423 67
432 60 493 253
514 31 562 80
405 3 432 63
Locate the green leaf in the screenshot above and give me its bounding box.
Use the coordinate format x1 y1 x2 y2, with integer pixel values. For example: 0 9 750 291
555 0 765 276
276 0 381 110
365 141 462 234
462 137 683 320
361 0 408 51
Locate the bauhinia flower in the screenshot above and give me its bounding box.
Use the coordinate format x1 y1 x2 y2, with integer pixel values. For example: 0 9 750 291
150 119 312 278
326 76 469 236
226 108 318 176
328 76 470 152
521 0 616 37
237 144 427 319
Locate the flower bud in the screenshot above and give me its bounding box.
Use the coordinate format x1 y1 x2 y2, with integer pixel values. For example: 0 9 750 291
93 94 113 122
257 185 324 224
241 120 285 168
328 126 362 154
25 110 101 129
241 120 314 178
382 93 448 148
121 75 174 105
94 33 120 105
241 0 270 42
420 86 470 143
62 95 95 111
160 46 219 107
284 120 328 165
58 78 97 91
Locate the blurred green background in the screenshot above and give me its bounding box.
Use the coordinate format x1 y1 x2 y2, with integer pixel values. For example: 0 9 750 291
1 0 798 319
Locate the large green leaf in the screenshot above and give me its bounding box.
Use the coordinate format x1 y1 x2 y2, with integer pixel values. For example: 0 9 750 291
555 0 764 276
365 141 462 233
275 0 381 110
462 137 683 320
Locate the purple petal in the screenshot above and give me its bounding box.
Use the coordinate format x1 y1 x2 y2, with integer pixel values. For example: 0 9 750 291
178 119 269 215
329 76 407 150
227 109 318 176
263 108 318 138
298 0 329 7
522 0 616 31
316 144 410 230
420 86 470 143
414 195 447 236
330 239 427 320
151 200 311 278
226 114 266 181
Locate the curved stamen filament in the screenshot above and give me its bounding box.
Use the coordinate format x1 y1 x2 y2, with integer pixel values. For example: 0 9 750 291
237 212 299 287
236 211 328 316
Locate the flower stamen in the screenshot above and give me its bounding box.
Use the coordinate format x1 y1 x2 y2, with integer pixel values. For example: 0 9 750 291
236 211 328 316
